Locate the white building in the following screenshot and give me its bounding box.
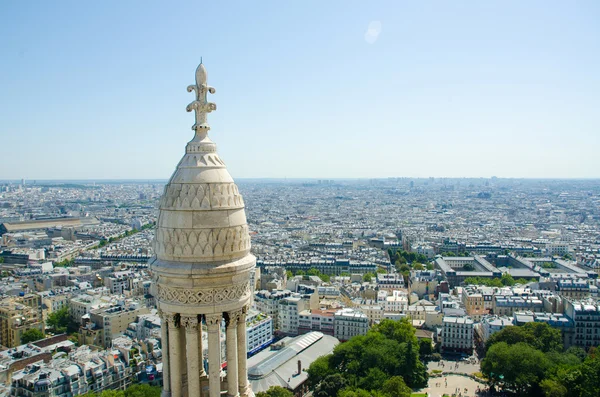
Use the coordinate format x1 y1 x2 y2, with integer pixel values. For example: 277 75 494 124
246 310 273 355
384 290 409 313
478 315 513 342
441 316 474 354
334 308 369 341
279 295 309 335
254 289 292 329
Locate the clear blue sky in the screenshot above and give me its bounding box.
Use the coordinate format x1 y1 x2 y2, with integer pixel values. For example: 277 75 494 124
1 1 599 180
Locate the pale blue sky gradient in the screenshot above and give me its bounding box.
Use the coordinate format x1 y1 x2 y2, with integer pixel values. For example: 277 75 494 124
1 1 599 179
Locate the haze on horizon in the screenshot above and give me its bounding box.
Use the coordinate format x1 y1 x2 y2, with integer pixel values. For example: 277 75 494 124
1 1 599 180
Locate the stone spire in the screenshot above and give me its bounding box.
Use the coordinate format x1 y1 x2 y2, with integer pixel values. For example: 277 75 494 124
151 61 255 397
186 60 216 135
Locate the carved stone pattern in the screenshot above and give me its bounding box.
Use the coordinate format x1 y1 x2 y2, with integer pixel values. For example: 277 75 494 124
159 183 244 210
181 315 199 331
156 281 252 306
226 309 243 327
165 313 180 328
181 153 226 168
154 225 251 258
186 142 217 153
205 314 222 328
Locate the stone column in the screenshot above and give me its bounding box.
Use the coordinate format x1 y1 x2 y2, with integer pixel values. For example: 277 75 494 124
167 313 182 397
182 315 201 397
206 313 222 397
159 310 171 397
226 310 241 397
236 307 250 397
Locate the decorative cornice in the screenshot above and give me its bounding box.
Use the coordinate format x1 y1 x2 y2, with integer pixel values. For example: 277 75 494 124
156 281 252 306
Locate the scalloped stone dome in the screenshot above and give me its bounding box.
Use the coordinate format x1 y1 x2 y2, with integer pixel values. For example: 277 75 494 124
153 133 251 264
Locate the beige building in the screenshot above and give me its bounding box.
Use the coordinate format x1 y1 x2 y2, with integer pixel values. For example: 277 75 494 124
80 302 149 348
0 296 44 348
461 286 489 321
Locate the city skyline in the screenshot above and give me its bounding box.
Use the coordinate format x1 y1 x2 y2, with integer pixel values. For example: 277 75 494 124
2 1 600 180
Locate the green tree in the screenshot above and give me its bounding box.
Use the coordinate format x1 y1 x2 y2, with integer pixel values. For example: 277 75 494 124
46 306 73 333
358 367 387 390
579 353 600 397
413 263 425 270
255 386 293 397
21 328 44 344
319 273 331 282
462 263 475 271
363 273 374 282
486 322 562 353
0 257 4 263
419 338 433 358
398 264 410 273
99 390 125 397
540 379 568 397
338 389 375 397
482 342 550 394
308 319 428 391
381 376 412 397
501 273 515 286
307 354 334 387
285 270 293 279
314 374 347 397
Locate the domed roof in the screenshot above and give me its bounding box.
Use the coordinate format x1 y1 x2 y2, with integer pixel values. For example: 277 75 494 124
152 62 251 264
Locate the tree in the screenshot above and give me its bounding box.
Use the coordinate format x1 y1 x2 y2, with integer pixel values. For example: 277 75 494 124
481 342 550 394
462 263 475 271
307 354 334 388
486 322 562 353
99 391 125 397
363 273 374 282
314 374 347 397
255 386 293 397
413 263 425 270
46 306 74 333
0 256 4 263
419 338 433 358
307 319 428 391
358 367 387 390
540 379 568 397
501 273 515 286
21 328 44 344
382 376 412 397
285 270 293 279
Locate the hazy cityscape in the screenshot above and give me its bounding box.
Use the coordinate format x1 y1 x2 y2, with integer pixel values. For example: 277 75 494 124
0 177 599 396
2 1 600 397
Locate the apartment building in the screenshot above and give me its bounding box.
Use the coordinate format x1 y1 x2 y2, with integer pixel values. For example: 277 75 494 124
441 316 474 354
298 309 335 336
246 310 274 354
0 297 44 348
334 308 369 341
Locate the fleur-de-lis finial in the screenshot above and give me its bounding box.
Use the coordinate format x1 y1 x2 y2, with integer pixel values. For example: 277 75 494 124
186 60 216 134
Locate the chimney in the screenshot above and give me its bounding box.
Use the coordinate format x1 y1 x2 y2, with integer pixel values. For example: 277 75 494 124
297 359 302 375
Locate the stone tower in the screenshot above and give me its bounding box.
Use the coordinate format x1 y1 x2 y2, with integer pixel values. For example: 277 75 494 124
150 61 255 397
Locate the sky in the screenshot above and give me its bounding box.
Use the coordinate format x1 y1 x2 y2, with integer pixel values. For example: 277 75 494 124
1 1 599 180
